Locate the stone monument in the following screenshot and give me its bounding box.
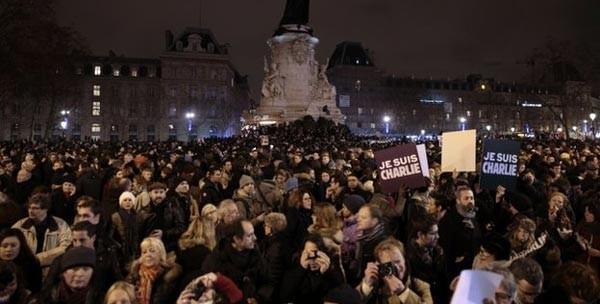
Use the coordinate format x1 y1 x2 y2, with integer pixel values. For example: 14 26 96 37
250 0 345 125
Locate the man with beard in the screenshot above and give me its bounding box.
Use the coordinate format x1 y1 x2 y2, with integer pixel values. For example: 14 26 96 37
200 166 223 207
137 182 185 252
438 186 482 279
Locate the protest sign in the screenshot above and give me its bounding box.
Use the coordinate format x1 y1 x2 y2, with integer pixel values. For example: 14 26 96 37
480 139 520 191
441 129 476 172
375 143 425 192
416 144 430 177
450 270 503 304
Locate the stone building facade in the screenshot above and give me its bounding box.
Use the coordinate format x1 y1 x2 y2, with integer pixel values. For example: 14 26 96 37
327 41 596 137
1 27 251 141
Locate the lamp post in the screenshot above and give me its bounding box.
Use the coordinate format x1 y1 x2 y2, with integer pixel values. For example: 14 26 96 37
510 127 515 133
383 115 391 134
60 110 70 138
590 113 597 139
572 126 578 139
185 112 195 141
459 117 466 131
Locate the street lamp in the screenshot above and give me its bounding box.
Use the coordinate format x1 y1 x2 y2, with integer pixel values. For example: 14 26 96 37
459 117 466 131
590 113 597 139
60 110 70 137
510 127 515 133
383 115 391 134
185 112 195 131
485 125 491 131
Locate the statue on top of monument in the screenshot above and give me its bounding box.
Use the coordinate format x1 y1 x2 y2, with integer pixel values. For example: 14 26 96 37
280 0 310 26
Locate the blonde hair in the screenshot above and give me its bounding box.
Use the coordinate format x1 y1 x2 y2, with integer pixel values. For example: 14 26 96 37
104 281 138 304
179 215 217 251
139 238 168 267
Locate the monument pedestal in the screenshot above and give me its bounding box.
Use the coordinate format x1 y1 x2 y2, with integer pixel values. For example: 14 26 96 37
248 25 344 125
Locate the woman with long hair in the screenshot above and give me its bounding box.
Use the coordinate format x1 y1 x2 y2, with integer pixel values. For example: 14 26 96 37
284 189 314 253
0 228 42 293
127 238 181 304
177 206 217 288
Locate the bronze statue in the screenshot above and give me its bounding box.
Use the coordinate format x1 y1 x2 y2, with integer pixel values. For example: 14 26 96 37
279 0 309 26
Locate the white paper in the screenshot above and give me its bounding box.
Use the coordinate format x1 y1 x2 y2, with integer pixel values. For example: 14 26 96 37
416 144 430 177
450 270 503 304
441 129 476 172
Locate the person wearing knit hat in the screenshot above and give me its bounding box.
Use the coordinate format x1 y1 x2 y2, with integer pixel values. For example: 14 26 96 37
342 194 366 215
49 171 80 224
239 175 254 188
340 194 366 274
176 272 243 304
61 246 96 272
112 191 139 265
118 191 136 210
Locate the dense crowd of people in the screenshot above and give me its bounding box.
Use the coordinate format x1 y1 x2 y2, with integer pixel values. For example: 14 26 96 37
0 118 599 303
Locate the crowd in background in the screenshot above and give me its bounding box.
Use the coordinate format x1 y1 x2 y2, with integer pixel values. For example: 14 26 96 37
0 119 599 303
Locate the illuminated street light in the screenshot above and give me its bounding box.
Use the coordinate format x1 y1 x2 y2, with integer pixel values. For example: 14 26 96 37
185 112 195 132
420 129 425 135
590 113 597 121
486 125 491 131
557 127 563 132
572 126 578 131
510 127 515 133
383 115 391 134
459 117 466 131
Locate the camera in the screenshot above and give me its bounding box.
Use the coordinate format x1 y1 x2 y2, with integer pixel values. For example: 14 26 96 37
378 262 398 277
190 282 207 299
307 250 318 260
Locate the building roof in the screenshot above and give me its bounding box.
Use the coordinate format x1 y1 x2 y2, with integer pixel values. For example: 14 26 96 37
165 27 227 55
327 41 374 69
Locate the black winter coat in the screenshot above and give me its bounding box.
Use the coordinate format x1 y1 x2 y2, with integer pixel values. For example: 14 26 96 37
201 239 271 302
279 264 345 304
259 232 292 303
438 206 482 278
137 201 186 252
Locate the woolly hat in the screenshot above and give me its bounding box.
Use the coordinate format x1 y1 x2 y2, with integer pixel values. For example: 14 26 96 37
239 175 254 188
285 177 299 192
61 247 96 272
481 233 511 261
119 191 136 207
170 176 188 192
62 173 77 185
343 195 366 215
323 284 362 304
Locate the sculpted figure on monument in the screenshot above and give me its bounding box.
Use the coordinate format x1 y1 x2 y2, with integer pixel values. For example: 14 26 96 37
314 62 334 100
261 58 284 98
292 37 309 64
280 0 310 25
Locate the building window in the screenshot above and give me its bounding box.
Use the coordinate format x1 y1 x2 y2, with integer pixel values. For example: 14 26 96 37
76 67 83 75
466 110 471 117
73 124 81 132
370 123 376 129
93 85 101 96
357 122 363 128
147 125 155 133
129 125 137 133
92 101 101 116
91 124 101 133
34 124 42 132
113 69 120 77
110 125 118 132
94 66 101 76
358 107 363 115
131 69 138 77
169 87 176 97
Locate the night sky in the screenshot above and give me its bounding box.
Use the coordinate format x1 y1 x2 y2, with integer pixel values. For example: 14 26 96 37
56 0 599 97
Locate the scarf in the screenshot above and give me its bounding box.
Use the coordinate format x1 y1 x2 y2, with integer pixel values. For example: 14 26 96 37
455 203 477 229
357 222 385 243
137 264 163 304
58 280 89 304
